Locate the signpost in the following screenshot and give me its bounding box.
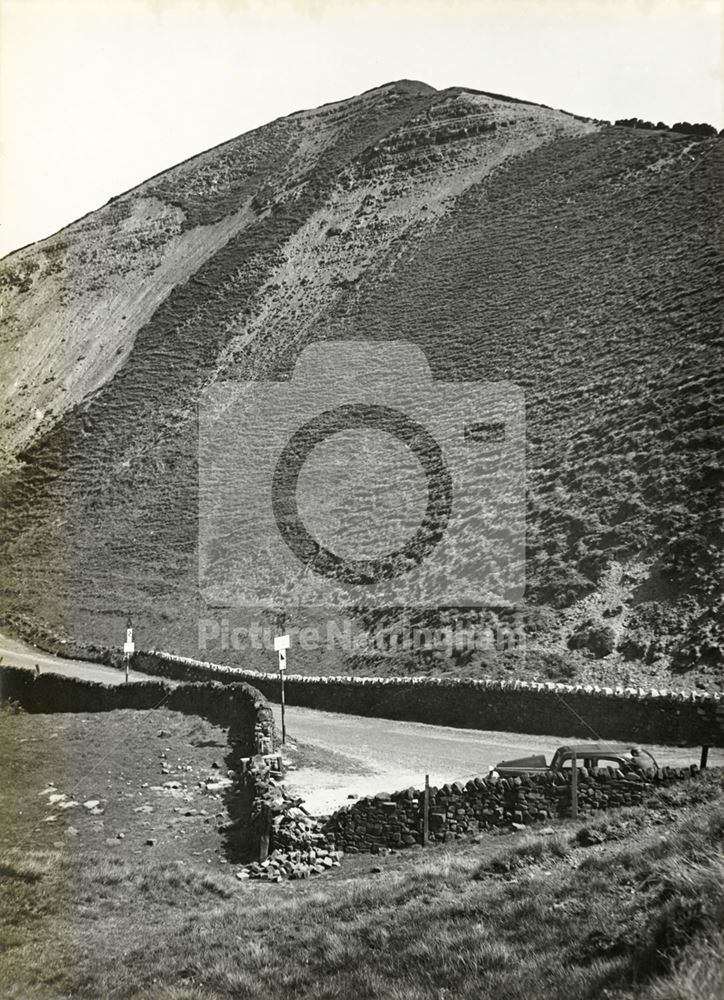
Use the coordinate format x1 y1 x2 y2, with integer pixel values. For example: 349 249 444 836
274 634 290 744
123 615 134 683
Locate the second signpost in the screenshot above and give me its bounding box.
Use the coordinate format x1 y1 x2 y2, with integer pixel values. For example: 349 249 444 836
273 633 290 744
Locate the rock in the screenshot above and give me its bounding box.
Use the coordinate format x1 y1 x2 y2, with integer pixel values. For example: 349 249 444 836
145 839 156 847
204 777 233 794
371 865 383 873
576 828 606 847
82 800 100 811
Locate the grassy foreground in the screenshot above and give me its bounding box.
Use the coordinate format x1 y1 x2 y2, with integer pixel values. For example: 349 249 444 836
1 705 722 1000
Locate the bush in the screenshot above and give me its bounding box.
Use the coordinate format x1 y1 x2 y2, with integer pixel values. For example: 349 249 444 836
529 564 596 609
671 121 717 137
568 621 616 658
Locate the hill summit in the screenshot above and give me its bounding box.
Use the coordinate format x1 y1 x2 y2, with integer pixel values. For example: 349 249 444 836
0 80 721 686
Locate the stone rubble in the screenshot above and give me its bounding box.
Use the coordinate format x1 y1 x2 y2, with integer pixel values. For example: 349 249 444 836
237 757 340 882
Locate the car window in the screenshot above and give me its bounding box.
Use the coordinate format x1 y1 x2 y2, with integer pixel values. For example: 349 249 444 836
596 757 626 769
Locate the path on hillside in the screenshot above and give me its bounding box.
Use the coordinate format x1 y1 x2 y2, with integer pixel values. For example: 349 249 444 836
2 631 718 814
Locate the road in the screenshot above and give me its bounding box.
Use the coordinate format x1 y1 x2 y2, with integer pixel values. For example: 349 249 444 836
1 631 719 813
270 703 720 812
0 631 152 685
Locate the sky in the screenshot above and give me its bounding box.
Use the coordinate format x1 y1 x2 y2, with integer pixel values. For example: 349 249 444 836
0 0 721 259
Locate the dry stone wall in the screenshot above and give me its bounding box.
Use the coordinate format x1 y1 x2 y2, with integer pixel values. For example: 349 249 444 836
131 649 724 748
0 664 274 756
0 664 275 860
3 615 722 748
327 764 708 853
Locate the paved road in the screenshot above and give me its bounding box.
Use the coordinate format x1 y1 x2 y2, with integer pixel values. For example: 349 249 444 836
0 631 152 686
271 703 720 812
1 631 719 813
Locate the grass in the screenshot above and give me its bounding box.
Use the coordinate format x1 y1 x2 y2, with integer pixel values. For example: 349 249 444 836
1 704 722 999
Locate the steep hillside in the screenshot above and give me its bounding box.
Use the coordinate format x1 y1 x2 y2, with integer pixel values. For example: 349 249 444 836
0 80 721 686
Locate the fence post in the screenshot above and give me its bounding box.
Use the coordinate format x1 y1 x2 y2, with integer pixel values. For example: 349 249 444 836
423 774 430 846
700 745 709 770
571 752 578 820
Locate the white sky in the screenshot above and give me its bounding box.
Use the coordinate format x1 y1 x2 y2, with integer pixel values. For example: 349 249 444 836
1 0 721 259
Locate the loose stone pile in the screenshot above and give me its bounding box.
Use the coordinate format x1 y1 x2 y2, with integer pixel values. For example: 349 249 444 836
238 756 340 881
236 845 343 882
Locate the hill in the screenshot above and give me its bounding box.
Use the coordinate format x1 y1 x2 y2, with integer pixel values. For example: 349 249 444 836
0 80 722 686
2 699 723 999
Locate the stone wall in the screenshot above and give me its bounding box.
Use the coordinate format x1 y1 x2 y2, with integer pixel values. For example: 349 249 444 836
327 764 708 853
0 664 274 756
0 664 275 860
131 650 724 748
3 614 723 748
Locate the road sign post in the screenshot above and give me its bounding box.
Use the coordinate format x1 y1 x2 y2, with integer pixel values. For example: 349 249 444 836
123 616 134 684
274 634 290 744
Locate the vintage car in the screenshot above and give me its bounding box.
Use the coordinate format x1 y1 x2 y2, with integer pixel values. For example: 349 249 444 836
491 743 659 777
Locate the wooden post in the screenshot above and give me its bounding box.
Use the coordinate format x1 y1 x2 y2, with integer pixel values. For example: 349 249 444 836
279 668 286 745
571 751 578 820
124 653 129 684
700 745 709 770
422 774 430 846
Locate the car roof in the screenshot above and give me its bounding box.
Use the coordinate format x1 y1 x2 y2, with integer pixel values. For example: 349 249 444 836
555 744 638 755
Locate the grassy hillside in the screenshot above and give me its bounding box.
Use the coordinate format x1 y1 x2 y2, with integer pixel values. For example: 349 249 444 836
0 81 721 686
1 703 722 999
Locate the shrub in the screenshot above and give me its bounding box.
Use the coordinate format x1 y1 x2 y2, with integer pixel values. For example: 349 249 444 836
568 621 616 658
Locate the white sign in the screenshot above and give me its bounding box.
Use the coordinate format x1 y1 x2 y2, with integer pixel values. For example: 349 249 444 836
274 634 289 672
126 627 133 644
123 641 135 655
